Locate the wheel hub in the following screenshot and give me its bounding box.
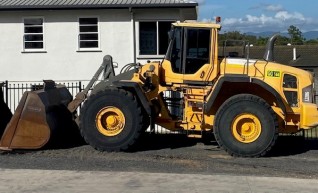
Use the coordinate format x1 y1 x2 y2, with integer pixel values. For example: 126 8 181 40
96 106 125 137
106 115 117 127
232 114 261 143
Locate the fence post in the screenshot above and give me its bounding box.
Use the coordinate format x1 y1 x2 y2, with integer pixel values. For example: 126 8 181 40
79 81 82 92
5 80 8 105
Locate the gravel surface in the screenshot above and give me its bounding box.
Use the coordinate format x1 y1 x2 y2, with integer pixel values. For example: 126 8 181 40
1 134 318 179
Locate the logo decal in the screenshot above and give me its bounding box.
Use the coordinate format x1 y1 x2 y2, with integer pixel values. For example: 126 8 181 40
267 70 281 78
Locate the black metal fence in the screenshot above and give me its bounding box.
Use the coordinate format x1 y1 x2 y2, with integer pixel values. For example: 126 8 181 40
1 80 84 112
1 80 318 139
0 80 173 134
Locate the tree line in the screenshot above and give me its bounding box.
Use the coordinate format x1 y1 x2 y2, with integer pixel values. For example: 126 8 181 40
219 25 318 46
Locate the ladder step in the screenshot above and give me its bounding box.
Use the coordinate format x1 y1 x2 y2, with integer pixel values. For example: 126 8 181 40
192 112 203 114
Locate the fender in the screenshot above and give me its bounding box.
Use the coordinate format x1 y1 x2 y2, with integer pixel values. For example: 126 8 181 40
112 81 152 116
90 70 135 95
204 75 287 114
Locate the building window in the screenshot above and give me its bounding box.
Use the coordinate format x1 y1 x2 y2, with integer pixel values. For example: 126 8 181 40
23 18 44 50
79 17 99 49
139 21 173 55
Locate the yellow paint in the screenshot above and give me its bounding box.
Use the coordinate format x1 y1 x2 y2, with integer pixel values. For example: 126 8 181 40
96 106 125 137
172 21 221 29
301 103 318 129
231 114 262 143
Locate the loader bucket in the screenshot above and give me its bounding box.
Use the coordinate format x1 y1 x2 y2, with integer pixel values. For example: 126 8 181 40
0 80 75 150
0 83 12 137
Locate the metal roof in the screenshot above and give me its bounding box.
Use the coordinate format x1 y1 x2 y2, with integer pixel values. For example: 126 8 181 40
0 0 198 10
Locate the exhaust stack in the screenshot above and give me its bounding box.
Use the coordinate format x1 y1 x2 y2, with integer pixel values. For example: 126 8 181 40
263 34 279 62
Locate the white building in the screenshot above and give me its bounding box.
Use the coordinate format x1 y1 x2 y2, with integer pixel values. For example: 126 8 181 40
0 0 197 81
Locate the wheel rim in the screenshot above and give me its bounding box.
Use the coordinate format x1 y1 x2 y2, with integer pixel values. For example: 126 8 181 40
96 106 125 137
231 114 262 143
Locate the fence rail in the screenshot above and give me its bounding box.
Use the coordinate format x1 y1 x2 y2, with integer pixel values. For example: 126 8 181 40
1 80 318 139
0 80 173 134
1 80 84 112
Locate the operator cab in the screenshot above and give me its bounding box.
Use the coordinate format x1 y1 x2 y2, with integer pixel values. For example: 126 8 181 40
162 22 221 84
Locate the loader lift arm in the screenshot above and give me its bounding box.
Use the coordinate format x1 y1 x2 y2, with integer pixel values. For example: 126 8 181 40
67 55 115 113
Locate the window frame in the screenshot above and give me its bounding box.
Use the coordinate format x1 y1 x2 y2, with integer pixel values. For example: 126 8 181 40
77 16 101 52
22 17 46 53
183 27 211 74
282 73 299 108
138 20 174 58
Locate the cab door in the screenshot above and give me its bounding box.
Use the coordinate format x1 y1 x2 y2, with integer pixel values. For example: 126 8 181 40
182 28 213 84
162 27 217 85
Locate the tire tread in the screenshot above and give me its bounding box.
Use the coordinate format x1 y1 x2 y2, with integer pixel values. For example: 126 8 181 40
214 94 278 157
79 88 144 152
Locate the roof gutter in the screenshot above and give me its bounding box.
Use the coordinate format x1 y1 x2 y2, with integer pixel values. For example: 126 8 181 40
0 3 198 11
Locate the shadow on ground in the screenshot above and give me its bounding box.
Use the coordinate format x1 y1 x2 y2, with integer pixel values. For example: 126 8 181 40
134 134 318 157
2 129 318 157
129 133 200 152
267 136 318 157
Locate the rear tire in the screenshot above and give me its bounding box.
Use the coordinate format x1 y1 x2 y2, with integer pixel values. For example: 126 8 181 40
214 94 278 157
79 88 144 151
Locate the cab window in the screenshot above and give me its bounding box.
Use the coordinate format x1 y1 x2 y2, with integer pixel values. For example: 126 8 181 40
184 29 211 74
167 27 211 74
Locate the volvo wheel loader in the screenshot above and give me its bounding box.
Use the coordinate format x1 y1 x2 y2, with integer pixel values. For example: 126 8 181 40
1 21 318 157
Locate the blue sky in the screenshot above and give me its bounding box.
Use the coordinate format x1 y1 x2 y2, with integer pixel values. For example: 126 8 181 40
197 0 318 33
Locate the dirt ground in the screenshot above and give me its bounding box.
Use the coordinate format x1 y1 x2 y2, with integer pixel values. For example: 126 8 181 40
1 134 318 179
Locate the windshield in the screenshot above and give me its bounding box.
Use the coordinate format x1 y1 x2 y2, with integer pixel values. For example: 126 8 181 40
165 27 182 73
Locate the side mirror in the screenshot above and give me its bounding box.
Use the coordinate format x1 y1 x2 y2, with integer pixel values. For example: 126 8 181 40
168 29 175 40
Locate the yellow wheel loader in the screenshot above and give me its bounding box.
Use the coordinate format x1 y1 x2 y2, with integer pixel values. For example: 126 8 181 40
1 21 318 157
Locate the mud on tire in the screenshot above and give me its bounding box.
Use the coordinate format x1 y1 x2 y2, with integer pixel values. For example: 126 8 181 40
79 88 144 152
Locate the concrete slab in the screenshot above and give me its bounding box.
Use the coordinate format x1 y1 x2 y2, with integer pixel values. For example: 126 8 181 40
0 168 318 193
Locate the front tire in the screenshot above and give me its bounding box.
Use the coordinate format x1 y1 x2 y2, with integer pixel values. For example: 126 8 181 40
79 88 144 151
214 94 278 157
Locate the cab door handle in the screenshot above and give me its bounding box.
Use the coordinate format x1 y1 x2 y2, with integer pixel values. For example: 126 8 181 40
200 71 205 78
